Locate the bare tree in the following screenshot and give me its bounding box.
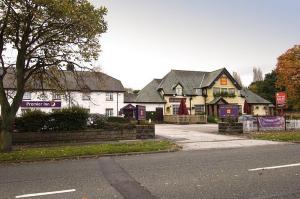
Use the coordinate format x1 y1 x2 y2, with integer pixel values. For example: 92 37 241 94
232 72 243 87
253 67 264 82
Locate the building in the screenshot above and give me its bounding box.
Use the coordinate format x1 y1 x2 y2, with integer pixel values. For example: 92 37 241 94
126 68 274 117
1 70 125 116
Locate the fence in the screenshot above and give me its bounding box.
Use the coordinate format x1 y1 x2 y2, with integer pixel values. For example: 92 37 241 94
243 119 300 132
164 115 207 124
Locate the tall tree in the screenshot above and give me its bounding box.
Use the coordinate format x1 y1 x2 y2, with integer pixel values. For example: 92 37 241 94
249 70 278 105
276 45 300 109
232 72 243 87
0 0 107 151
253 67 263 82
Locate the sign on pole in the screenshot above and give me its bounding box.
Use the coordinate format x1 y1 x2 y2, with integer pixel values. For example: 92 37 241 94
218 104 239 119
135 105 146 121
276 92 287 108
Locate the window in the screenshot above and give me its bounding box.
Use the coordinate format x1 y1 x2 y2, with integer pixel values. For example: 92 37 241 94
213 87 220 95
195 105 205 115
23 92 31 100
82 93 91 100
195 88 202 96
52 93 61 100
228 88 235 95
172 104 180 115
105 108 114 117
106 93 114 101
221 88 227 94
176 87 182 96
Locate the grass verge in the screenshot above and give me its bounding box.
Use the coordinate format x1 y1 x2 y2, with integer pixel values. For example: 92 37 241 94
247 131 300 142
0 140 178 163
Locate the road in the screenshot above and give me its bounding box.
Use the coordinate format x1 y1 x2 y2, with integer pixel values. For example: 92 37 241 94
1 144 300 198
156 124 282 150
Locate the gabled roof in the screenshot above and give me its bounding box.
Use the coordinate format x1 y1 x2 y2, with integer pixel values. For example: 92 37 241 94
3 69 125 92
241 88 272 104
124 92 138 103
208 97 229 105
135 79 166 103
156 68 241 95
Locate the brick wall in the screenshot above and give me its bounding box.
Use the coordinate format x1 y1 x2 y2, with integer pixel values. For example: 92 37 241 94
218 122 243 134
136 124 155 139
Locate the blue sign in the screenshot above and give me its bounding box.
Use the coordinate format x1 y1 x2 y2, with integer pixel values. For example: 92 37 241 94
219 104 239 118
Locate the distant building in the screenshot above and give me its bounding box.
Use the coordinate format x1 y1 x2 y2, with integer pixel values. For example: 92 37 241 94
125 68 274 116
1 70 125 116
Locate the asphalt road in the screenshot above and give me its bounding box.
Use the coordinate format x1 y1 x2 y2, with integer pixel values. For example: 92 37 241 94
1 144 300 199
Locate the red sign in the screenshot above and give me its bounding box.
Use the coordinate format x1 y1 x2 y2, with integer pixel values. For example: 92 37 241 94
276 92 287 108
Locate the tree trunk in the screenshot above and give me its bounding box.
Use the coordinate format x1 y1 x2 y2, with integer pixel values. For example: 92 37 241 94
0 117 13 152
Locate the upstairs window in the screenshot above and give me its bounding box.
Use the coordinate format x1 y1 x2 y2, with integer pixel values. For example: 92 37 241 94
213 87 220 95
52 93 61 100
228 88 235 95
82 93 91 101
221 88 228 94
220 76 227 85
195 88 202 96
106 93 114 101
23 92 31 100
176 87 182 96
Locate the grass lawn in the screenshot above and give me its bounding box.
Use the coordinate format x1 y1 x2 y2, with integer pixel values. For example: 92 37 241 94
248 131 300 142
0 140 177 163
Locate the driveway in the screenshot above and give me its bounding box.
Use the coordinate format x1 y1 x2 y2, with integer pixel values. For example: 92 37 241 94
156 124 284 150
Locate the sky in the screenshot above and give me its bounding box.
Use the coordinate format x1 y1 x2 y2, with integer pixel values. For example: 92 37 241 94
90 0 300 89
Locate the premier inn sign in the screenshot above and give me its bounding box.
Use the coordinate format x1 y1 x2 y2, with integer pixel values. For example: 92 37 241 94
21 101 61 108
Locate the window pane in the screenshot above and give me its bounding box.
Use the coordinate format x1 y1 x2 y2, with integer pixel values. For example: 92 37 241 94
172 104 179 115
23 92 31 100
106 93 113 101
213 88 220 95
195 105 205 114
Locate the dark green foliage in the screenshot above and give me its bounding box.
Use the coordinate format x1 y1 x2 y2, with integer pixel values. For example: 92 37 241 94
15 110 48 132
107 117 130 123
146 111 157 121
207 116 218 123
87 114 107 128
46 107 89 131
249 70 278 105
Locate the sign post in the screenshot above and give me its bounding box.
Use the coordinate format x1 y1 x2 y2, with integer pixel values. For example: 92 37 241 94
135 105 146 124
276 92 287 130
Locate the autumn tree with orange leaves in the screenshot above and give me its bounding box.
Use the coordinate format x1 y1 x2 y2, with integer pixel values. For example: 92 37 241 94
276 45 300 109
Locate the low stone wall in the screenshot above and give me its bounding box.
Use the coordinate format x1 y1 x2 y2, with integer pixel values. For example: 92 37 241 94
136 124 155 139
12 125 155 144
164 115 207 124
218 122 243 134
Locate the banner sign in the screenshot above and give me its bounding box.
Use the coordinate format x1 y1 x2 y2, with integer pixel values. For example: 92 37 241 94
135 105 146 120
21 101 61 108
258 116 284 128
276 92 287 108
218 104 239 118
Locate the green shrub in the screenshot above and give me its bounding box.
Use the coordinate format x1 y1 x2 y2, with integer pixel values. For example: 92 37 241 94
15 110 48 132
207 115 218 123
46 106 89 131
146 111 157 121
88 114 107 127
107 116 130 123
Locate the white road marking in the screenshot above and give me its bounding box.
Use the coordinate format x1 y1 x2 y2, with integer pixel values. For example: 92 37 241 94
249 163 300 171
15 189 76 198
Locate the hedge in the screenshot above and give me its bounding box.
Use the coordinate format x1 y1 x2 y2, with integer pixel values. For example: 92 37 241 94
15 110 48 132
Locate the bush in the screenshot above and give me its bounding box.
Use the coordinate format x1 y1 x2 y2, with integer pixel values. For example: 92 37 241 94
207 116 218 123
46 106 89 131
87 114 107 127
146 111 157 121
107 116 130 123
15 110 48 132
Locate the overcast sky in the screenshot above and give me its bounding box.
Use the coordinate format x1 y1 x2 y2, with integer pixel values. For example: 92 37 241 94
90 0 300 89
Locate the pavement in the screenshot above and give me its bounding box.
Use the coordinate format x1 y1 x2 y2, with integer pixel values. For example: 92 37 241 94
1 144 300 198
156 124 283 150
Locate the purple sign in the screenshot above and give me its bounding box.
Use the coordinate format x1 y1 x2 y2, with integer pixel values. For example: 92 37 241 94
21 101 61 108
219 105 239 118
258 116 284 128
135 105 146 120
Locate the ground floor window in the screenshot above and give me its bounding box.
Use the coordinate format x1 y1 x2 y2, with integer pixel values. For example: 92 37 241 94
172 104 179 115
105 108 114 117
195 105 205 114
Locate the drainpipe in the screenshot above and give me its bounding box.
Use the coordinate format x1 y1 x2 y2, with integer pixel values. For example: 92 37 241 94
189 97 192 115
117 92 119 116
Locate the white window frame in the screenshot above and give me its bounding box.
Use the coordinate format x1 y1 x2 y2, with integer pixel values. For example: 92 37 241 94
106 93 114 101
172 104 180 115
105 108 114 117
176 87 182 96
195 105 205 114
23 92 31 100
52 93 61 100
228 88 235 95
195 88 202 96
213 87 220 95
